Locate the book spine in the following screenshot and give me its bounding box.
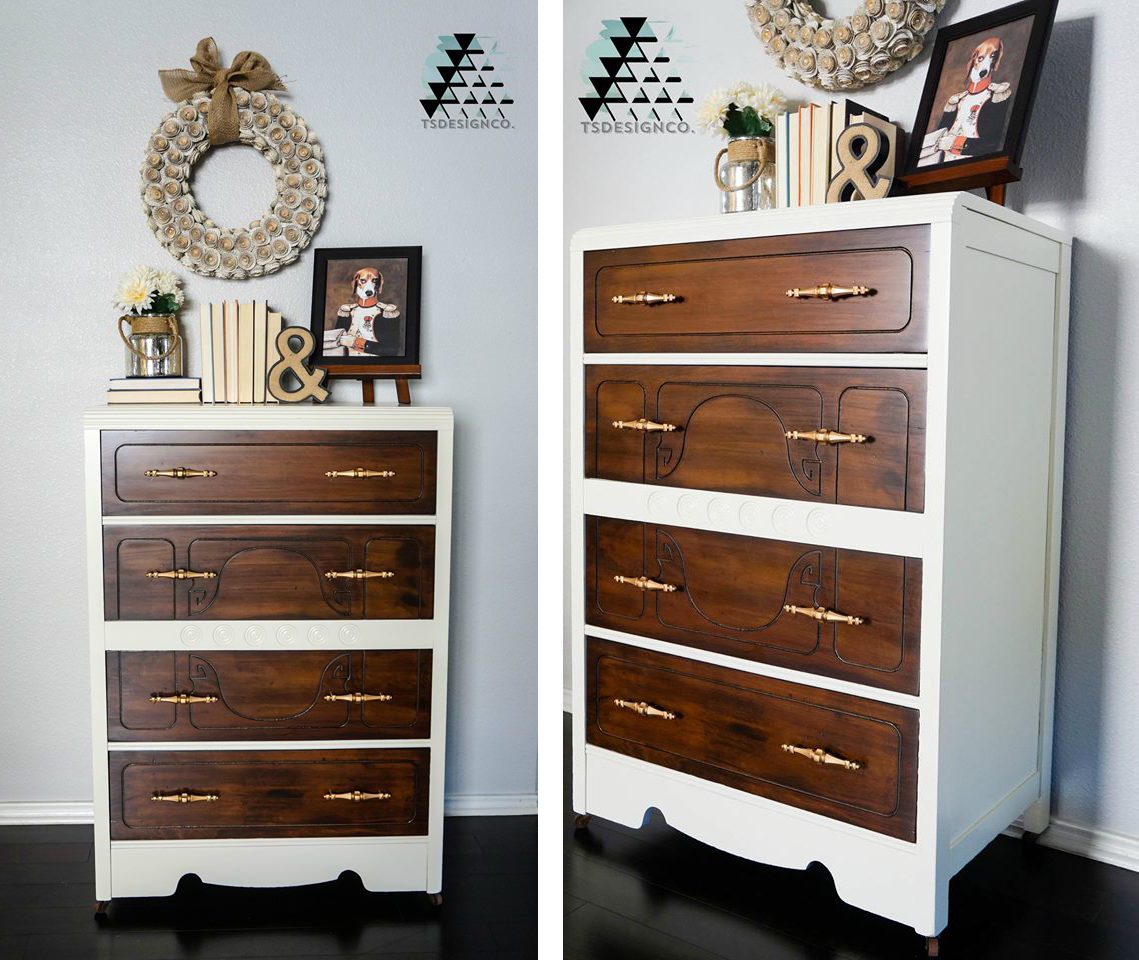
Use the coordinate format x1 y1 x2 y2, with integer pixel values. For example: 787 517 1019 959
238 302 254 403
224 300 239 402
788 111 800 208
200 303 214 403
253 300 267 403
775 113 786 209
211 302 226 402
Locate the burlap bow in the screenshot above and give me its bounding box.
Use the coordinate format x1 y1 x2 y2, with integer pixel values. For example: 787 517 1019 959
159 37 284 145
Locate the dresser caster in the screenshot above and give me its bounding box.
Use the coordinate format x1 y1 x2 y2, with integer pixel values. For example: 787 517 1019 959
925 935 940 957
573 814 592 830
428 892 443 907
93 900 110 917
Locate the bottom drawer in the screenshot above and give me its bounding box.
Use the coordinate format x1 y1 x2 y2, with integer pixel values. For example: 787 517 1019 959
109 748 429 840
585 637 918 841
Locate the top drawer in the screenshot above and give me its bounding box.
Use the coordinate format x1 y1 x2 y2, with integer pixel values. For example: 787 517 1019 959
101 430 437 516
584 226 928 354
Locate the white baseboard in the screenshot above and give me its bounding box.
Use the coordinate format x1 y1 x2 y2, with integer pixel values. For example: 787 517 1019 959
1005 816 1139 873
0 793 537 826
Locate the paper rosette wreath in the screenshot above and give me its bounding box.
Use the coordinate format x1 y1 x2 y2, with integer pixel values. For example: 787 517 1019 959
139 38 326 279
745 0 947 91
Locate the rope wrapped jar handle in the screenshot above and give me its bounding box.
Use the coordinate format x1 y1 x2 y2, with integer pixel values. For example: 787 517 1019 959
714 138 775 192
118 315 181 361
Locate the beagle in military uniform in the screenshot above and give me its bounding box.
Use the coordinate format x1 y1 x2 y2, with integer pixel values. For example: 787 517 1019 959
333 267 402 356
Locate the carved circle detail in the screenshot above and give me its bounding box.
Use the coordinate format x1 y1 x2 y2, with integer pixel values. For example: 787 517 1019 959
212 624 234 644
308 625 327 645
339 624 360 644
140 88 326 278
772 505 793 533
740 501 765 531
276 624 298 645
707 498 730 525
180 625 202 646
806 508 830 536
745 0 946 91
647 491 671 517
244 624 265 645
677 494 701 522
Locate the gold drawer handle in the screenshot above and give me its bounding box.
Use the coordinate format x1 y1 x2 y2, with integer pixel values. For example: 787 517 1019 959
323 790 392 802
143 468 217 479
784 428 867 444
151 791 220 803
614 574 678 593
150 692 218 704
783 604 865 626
782 744 861 771
324 569 394 581
325 468 396 479
323 692 393 703
614 698 677 720
611 291 678 306
785 283 870 301
146 568 217 580
612 418 677 432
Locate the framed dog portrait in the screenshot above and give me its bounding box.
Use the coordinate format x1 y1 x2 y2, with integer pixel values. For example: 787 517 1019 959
901 0 1058 196
309 247 422 370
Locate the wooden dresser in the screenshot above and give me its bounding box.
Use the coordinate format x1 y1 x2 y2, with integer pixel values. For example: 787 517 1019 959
569 193 1070 951
83 405 452 909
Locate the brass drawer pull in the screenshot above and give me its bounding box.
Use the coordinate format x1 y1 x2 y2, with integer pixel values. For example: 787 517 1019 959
782 744 861 771
784 428 867 444
323 692 393 703
614 698 677 720
150 692 218 705
785 283 870 301
614 574 678 593
323 789 392 802
146 568 217 580
324 569 395 581
325 468 396 479
151 791 220 803
143 467 217 479
611 291 678 306
612 418 677 433
783 604 865 626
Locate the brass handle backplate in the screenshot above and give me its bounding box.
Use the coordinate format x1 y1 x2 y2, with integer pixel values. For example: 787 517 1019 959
614 575 678 593
785 428 867 444
150 692 218 704
143 468 217 479
323 692 393 703
611 291 678 306
324 569 395 581
785 283 870 301
146 569 217 580
325 468 396 479
614 698 677 720
323 790 392 802
151 791 220 803
611 418 677 433
782 744 861 771
783 604 865 626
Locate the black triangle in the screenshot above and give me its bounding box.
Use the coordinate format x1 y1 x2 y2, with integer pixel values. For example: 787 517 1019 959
590 76 614 98
438 66 457 83
579 97 606 120
620 16 650 38
453 33 478 51
611 36 636 57
446 48 466 66
599 56 628 78
429 82 450 98
419 99 441 118
655 90 673 103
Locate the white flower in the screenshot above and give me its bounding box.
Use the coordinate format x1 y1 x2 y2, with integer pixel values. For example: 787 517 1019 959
729 81 787 123
113 264 180 315
115 277 155 315
154 269 185 306
696 87 732 137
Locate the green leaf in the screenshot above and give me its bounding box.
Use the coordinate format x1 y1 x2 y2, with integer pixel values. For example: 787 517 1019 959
723 104 747 139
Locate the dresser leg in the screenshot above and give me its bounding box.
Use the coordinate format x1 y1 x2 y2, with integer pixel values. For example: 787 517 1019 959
428 892 443 907
925 935 940 957
573 814 592 830
93 900 110 917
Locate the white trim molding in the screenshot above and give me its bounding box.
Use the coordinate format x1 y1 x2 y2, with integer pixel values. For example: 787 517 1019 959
1005 817 1139 874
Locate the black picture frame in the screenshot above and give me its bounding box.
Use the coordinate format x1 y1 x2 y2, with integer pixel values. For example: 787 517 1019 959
309 246 422 372
901 0 1058 184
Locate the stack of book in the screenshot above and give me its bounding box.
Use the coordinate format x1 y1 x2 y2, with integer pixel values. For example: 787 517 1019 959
199 301 285 404
107 376 201 404
773 99 901 208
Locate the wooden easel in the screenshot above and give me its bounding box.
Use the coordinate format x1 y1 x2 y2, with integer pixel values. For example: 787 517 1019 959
899 156 1022 207
328 364 421 405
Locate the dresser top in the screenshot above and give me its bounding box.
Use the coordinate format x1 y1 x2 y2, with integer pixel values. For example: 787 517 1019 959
83 404 454 431
571 191 1070 252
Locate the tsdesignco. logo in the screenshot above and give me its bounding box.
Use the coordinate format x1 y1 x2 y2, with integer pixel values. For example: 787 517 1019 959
421 34 514 129
579 17 693 134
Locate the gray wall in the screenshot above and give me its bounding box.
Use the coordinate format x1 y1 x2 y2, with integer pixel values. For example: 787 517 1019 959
0 0 536 811
564 0 1139 842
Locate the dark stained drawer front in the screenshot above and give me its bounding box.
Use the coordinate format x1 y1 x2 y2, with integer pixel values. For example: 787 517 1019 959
586 517 921 694
584 226 928 353
103 524 435 621
109 748 429 840
586 365 926 512
107 650 432 741
586 638 918 841
102 430 437 516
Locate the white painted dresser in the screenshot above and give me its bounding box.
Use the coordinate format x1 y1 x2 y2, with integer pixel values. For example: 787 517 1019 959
569 193 1070 950
84 404 452 910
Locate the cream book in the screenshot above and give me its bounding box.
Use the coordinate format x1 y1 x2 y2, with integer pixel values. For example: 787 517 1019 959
211 302 227 402
810 103 830 206
107 389 201 403
253 300 267 403
265 311 283 403
238 301 254 403
798 106 812 207
224 300 239 402
788 110 800 208
199 303 214 404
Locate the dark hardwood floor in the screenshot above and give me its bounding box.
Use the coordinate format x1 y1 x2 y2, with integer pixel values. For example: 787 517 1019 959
564 715 1139 960
0 815 535 959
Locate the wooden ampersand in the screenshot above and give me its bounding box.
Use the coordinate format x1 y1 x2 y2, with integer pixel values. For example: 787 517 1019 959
826 122 895 204
268 327 329 402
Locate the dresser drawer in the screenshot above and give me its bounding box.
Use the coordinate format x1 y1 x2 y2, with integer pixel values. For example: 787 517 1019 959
107 650 432 741
584 226 928 353
586 365 926 512
109 747 429 840
101 430 437 516
586 517 921 694
102 524 435 620
586 637 917 840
